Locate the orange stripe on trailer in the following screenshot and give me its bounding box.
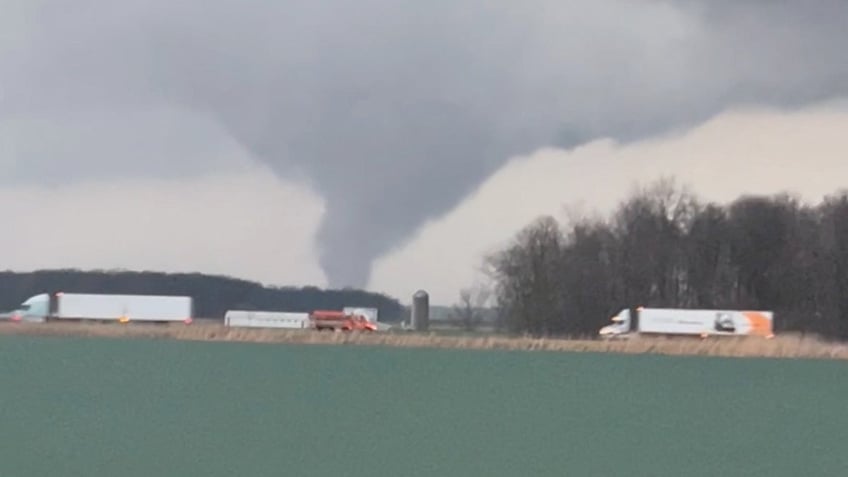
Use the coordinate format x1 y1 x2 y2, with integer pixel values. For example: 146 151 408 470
743 311 773 336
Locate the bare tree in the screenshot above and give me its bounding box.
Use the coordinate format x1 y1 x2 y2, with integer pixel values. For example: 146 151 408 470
486 215 565 336
609 177 699 307
449 285 492 331
686 203 732 307
819 192 848 338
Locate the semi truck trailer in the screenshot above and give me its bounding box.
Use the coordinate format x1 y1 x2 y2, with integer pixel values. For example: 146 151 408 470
343 307 378 324
224 310 309 329
342 307 394 330
598 307 774 339
7 292 194 324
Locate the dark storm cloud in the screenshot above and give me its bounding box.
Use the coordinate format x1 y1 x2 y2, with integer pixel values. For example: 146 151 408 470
2 0 847 287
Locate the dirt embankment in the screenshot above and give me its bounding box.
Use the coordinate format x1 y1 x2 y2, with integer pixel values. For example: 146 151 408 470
0 321 845 360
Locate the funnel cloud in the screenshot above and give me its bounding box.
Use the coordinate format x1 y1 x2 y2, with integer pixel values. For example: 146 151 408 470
2 1 848 287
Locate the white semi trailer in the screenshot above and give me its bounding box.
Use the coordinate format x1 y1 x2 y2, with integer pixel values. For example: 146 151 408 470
343 307 378 323
342 307 395 330
224 310 310 329
7 292 194 324
598 307 774 339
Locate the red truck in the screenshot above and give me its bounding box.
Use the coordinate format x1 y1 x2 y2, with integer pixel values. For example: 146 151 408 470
309 310 377 332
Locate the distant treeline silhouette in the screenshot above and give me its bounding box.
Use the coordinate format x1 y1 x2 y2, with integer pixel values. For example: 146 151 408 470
0 269 405 322
486 178 848 339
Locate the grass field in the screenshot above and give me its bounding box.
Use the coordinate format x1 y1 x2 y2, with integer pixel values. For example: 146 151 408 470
1 321 847 360
0 334 845 476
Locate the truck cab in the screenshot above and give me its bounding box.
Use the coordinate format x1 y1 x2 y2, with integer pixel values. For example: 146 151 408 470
5 293 50 323
598 308 632 339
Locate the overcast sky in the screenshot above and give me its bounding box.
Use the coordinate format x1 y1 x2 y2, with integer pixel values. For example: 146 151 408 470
2 1 848 304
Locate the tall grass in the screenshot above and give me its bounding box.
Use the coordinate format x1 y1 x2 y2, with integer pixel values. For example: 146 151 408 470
0 322 844 360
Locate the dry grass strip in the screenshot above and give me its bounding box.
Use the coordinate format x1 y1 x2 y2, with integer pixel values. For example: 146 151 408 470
0 321 845 360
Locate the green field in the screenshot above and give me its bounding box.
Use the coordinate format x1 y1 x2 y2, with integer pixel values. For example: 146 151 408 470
0 335 845 476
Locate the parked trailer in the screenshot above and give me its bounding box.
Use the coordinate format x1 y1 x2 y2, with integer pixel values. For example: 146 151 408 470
342 307 393 330
224 310 309 329
309 310 377 332
343 307 378 324
598 307 774 339
7 292 193 324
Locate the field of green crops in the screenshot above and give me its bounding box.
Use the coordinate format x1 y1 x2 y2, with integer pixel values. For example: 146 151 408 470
0 335 845 476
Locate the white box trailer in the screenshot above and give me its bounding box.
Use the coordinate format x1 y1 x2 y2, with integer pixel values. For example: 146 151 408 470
343 307 379 324
8 292 194 324
224 310 309 329
343 307 392 330
598 307 774 339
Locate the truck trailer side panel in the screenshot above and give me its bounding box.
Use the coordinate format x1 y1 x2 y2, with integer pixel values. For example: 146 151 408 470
637 309 773 336
343 307 379 324
53 293 193 322
224 310 309 329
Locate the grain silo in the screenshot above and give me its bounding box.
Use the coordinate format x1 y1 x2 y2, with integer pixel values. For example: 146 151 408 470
411 290 430 331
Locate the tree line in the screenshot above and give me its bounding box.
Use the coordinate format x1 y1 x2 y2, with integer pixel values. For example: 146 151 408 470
485 178 848 339
0 269 405 322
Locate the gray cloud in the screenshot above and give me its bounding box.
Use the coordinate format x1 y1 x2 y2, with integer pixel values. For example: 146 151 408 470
2 0 847 287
